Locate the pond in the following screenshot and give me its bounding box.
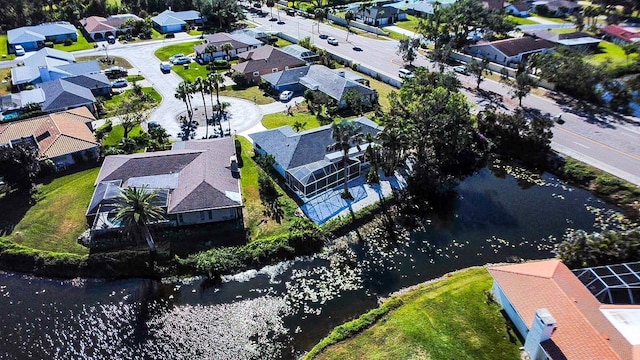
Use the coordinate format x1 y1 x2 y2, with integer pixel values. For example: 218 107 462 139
0 163 632 359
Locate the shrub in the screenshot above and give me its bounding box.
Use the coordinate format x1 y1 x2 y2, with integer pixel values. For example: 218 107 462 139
594 175 624 195
45 41 54 48
165 33 175 38
63 38 73 46
563 158 595 184
213 59 229 69
366 167 380 184
351 62 359 71
231 72 248 87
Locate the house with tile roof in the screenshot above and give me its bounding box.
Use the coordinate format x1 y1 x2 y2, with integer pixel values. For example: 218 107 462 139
249 117 381 199
489 260 640 360
7 22 77 54
601 24 640 45
194 32 263 63
231 45 306 84
261 65 377 109
151 9 203 33
80 14 141 41
86 138 243 231
466 37 556 66
0 107 99 170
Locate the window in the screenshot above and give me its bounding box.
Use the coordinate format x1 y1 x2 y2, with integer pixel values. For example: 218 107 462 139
178 214 183 223
208 210 213 220
200 212 205 221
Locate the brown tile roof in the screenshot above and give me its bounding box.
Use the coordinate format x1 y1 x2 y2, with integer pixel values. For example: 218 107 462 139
232 45 306 75
96 138 242 213
489 260 638 360
0 108 98 159
602 25 640 43
485 36 556 57
82 16 115 33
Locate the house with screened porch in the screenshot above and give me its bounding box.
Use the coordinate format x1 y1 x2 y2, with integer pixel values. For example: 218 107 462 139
249 117 382 200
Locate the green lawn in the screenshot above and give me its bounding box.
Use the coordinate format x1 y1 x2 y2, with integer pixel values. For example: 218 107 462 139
0 168 101 255
532 15 570 24
274 38 293 48
102 124 144 146
0 35 16 61
53 31 94 52
0 68 12 95
550 27 578 34
102 87 161 116
356 73 397 111
236 136 298 239
587 40 638 67
172 63 211 82
76 55 133 70
126 74 145 82
154 41 203 61
506 15 538 25
262 111 320 129
386 30 409 41
220 85 275 104
394 15 422 33
309 267 522 360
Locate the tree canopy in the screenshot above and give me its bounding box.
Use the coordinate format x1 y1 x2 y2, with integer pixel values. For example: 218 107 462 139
0 144 41 193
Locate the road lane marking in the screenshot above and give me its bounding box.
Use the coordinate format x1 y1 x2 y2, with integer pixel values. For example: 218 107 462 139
573 142 590 149
555 126 640 161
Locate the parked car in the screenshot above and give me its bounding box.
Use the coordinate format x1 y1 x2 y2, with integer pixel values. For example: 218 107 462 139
104 66 128 79
148 121 160 129
553 113 564 124
319 34 329 39
398 68 414 79
453 66 469 75
169 54 185 63
279 90 293 101
111 79 128 88
172 56 191 65
327 37 338 45
107 35 116 44
14 45 25 56
160 62 171 72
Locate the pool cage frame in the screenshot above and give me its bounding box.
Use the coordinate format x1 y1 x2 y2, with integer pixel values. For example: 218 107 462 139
573 261 640 304
285 157 362 200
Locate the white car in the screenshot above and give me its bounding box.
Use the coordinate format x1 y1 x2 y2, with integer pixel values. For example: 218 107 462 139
169 53 185 63
327 37 338 45
14 45 25 56
398 68 415 79
279 90 294 101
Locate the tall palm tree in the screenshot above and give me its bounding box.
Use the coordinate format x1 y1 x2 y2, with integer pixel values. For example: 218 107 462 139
221 42 234 61
345 10 355 42
214 101 231 135
205 43 218 64
113 186 165 252
330 120 363 199
194 76 210 138
207 72 224 106
377 125 409 176
266 0 275 18
175 81 194 120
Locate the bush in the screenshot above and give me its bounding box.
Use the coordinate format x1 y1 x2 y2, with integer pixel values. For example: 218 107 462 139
563 158 595 184
45 41 54 48
594 175 624 195
231 72 248 87
213 59 229 69
366 167 380 184
63 38 73 46
165 33 175 38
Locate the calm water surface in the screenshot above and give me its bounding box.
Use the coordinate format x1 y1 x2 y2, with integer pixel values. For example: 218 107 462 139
0 164 633 359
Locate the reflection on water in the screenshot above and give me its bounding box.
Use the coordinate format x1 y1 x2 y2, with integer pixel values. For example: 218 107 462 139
0 165 635 359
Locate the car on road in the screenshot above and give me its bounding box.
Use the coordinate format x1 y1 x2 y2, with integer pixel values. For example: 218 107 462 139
286 9 295 16
453 66 469 75
14 45 25 56
148 121 160 129
553 113 564 124
169 54 185 63
111 79 128 88
269 17 278 21
279 90 294 101
327 37 338 45
104 66 128 79
398 68 415 79
319 34 328 39
107 35 116 44
352 46 363 52
172 56 191 65
160 61 171 73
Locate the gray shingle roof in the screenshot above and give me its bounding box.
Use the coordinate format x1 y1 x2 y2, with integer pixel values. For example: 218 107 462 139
249 117 381 171
11 66 41 85
194 33 261 54
232 45 306 74
62 73 110 89
300 65 376 101
56 61 101 76
261 66 311 86
23 48 75 67
38 79 96 112
152 9 201 26
7 22 76 45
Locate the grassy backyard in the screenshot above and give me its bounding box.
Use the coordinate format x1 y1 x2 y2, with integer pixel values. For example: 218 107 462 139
154 41 203 61
76 55 133 70
102 87 162 116
308 267 521 360
0 68 12 95
394 15 422 33
0 168 101 255
506 15 538 25
236 136 298 239
262 111 321 129
221 85 275 104
53 30 94 52
102 124 144 146
587 40 638 68
0 35 17 61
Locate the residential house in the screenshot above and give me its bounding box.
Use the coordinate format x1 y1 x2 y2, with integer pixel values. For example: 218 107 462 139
0 107 99 170
489 259 640 360
37 79 97 114
601 24 640 45
80 14 141 41
261 65 377 108
11 48 100 88
532 0 581 16
194 32 263 63
249 117 381 199
151 9 203 33
230 29 270 44
7 22 77 53
483 0 507 11
523 29 601 50
280 44 320 64
62 73 112 97
231 45 306 84
356 5 405 26
86 138 243 231
504 2 530 17
0 89 46 115
466 37 556 66
387 0 455 17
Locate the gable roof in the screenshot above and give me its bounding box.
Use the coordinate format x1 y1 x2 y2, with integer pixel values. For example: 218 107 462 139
194 33 260 54
81 14 140 33
249 117 381 171
38 79 96 112
506 2 530 11
0 108 98 159
94 138 241 214
523 30 601 46
602 25 640 43
300 65 376 101
472 36 556 57
62 73 111 89
152 9 201 26
232 45 306 74
261 66 311 86
357 5 399 19
7 22 76 45
489 260 639 360
23 47 75 67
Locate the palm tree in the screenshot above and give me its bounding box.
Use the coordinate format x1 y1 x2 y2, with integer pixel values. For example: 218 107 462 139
266 0 275 18
214 101 231 135
112 186 165 252
292 120 307 132
221 42 234 61
205 43 218 64
377 125 408 176
175 81 194 120
207 72 224 106
345 10 355 42
194 76 210 138
330 120 363 199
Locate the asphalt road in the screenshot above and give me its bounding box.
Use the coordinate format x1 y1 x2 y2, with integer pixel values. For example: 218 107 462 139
249 10 640 185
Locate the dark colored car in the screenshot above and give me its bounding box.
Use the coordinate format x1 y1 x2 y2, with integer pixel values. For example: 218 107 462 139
319 34 329 39
107 35 116 44
104 66 128 79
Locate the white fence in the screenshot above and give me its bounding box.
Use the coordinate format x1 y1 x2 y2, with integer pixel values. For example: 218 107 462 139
327 14 389 35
